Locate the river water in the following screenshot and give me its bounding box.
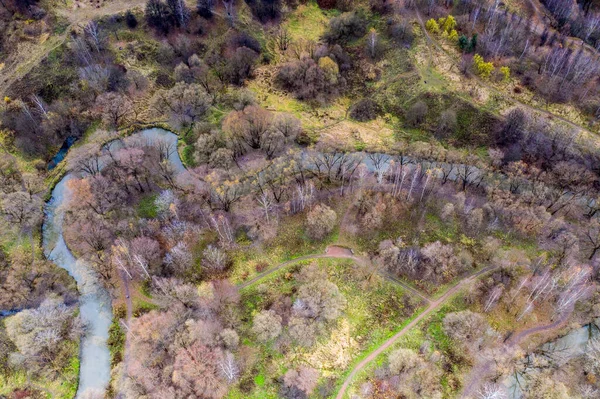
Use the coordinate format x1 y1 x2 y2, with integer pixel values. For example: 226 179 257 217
42 128 183 398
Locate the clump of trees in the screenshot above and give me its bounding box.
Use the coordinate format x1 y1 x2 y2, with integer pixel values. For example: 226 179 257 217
4 296 83 375
281 366 319 399
145 0 191 33
349 98 379 121
1 97 91 157
443 310 492 354
248 263 347 352
275 44 351 102
125 279 241 398
378 237 473 290
151 82 212 127
306 203 337 240
244 0 282 22
322 11 367 44
252 309 283 342
358 347 442 398
221 106 300 159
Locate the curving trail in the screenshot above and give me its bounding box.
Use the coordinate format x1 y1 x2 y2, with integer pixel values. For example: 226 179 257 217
237 245 431 305
335 265 497 399
237 253 345 290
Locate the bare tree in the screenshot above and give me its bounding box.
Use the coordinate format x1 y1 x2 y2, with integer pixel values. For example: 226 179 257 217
275 28 292 51
84 21 103 53
219 351 239 382
478 383 507 399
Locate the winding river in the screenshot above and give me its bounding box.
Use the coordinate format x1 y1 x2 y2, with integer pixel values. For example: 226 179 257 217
42 128 184 398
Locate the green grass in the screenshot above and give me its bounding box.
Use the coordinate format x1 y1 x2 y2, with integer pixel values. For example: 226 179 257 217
0 341 80 398
0 371 28 396
283 1 333 42
132 298 159 317
136 194 158 219
108 306 126 367
60 354 80 398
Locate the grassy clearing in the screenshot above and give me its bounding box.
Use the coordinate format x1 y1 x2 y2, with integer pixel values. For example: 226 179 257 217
231 257 422 399
426 23 599 137
136 194 158 219
283 2 334 42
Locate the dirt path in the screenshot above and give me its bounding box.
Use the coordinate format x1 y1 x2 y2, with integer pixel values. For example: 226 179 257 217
238 253 341 290
460 308 574 398
335 265 496 399
380 271 431 304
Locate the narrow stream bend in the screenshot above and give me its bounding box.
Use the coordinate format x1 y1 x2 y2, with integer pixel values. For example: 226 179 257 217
42 128 184 398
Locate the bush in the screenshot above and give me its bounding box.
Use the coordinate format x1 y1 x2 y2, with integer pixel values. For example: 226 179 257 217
252 310 282 342
281 367 319 399
389 20 414 47
306 203 337 240
425 18 439 34
232 32 262 53
438 15 456 33
349 98 379 121
435 109 456 139
317 0 336 9
473 54 494 78
227 47 259 85
276 46 348 102
500 66 510 81
245 0 282 22
388 348 421 374
126 11 138 28
197 0 214 18
145 0 175 34
322 11 367 44
406 101 428 127
442 310 489 349
495 108 527 146
276 57 329 100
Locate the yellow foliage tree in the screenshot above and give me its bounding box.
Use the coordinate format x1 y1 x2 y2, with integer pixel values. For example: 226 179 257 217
442 15 456 32
426 18 440 34
473 54 494 78
500 66 510 81
449 29 459 42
